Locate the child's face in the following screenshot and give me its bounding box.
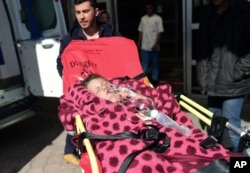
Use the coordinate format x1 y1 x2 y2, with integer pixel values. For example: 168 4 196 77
87 77 124 102
87 77 111 99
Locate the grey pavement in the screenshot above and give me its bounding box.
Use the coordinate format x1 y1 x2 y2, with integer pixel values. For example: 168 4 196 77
0 96 250 173
17 131 81 173
0 97 82 173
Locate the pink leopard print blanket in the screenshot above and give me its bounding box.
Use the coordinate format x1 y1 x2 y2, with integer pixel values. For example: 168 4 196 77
58 78 234 173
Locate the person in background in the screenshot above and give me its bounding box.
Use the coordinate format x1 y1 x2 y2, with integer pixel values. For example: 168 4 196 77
56 0 120 166
98 10 110 23
196 0 250 153
137 0 164 87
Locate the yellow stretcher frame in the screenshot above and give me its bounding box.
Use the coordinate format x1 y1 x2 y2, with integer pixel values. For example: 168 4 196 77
178 94 246 137
75 115 101 173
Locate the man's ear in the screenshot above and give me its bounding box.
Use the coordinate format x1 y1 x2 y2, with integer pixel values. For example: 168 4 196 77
95 8 99 17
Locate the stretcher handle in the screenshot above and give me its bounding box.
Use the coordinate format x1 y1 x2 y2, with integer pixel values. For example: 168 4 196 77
179 100 211 126
75 115 101 173
179 95 213 118
179 95 245 136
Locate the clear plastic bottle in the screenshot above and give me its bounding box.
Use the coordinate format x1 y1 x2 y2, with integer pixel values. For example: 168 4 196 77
150 109 191 137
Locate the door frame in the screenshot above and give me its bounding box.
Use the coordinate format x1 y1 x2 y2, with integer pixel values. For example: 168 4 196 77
182 0 206 99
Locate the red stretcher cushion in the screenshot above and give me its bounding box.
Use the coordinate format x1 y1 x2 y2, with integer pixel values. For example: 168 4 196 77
61 36 144 94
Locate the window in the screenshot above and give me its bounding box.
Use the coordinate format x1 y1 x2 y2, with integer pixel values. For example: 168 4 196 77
20 0 56 32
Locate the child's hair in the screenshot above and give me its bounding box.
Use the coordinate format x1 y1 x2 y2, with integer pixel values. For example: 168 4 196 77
81 73 104 88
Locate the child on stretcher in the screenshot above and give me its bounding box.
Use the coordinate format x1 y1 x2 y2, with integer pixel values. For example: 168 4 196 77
58 73 237 173
81 73 190 135
81 74 153 120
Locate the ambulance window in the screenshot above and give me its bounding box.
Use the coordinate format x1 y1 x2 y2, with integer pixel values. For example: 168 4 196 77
20 0 56 31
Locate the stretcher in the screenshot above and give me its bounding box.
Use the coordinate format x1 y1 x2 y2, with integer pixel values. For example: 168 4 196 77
59 36 248 173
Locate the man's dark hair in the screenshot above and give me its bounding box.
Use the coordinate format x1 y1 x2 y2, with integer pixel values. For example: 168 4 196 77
145 0 155 7
74 0 98 8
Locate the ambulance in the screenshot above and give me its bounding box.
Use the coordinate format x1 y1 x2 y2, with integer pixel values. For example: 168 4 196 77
0 0 113 130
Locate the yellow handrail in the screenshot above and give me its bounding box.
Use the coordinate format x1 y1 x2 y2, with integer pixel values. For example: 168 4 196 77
75 115 101 173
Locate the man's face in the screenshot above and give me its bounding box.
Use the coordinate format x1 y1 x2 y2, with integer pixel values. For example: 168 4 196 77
146 5 154 16
74 1 99 29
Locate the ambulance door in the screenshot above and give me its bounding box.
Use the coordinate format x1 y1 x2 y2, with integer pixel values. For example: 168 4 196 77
0 0 27 106
5 0 67 97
